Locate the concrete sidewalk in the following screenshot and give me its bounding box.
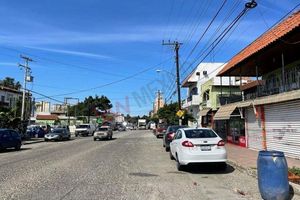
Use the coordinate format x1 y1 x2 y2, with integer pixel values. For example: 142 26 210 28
226 143 300 169
226 143 300 196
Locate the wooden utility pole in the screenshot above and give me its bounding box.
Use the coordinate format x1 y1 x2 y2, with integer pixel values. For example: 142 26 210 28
19 55 33 121
162 40 182 125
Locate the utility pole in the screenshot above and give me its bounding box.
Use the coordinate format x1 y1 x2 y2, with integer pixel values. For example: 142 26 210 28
19 55 33 121
162 40 182 125
65 97 79 126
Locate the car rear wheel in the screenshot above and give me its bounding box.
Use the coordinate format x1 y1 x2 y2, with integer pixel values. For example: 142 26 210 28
169 151 175 160
94 138 96 141
218 162 227 171
176 155 184 171
15 143 21 151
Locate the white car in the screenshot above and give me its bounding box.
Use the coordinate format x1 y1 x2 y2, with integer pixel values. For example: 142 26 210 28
93 126 113 141
170 128 227 171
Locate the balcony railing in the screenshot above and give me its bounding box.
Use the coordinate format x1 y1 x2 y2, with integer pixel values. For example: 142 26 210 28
202 100 211 108
245 78 300 100
182 95 200 108
218 92 242 106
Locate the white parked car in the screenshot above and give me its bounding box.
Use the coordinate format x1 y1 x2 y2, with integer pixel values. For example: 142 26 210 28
170 128 227 171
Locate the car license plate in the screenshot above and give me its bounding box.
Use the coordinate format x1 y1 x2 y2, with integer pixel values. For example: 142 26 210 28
200 145 211 151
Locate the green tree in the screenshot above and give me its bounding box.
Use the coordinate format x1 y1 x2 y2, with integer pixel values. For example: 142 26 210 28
0 77 22 90
157 102 195 125
69 95 113 117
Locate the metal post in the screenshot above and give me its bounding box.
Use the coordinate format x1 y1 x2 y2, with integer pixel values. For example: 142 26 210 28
281 53 285 92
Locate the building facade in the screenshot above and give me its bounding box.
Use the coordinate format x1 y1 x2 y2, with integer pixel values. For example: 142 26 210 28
181 63 242 128
216 11 300 158
153 90 164 114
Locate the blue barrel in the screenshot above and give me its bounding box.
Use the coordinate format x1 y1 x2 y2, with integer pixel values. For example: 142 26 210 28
257 151 289 200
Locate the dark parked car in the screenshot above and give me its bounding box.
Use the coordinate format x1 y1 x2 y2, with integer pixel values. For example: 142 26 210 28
0 129 22 151
163 125 187 151
155 124 168 138
26 126 46 138
44 128 71 141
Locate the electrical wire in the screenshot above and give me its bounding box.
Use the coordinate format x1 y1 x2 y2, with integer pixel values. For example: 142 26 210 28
180 0 228 71
181 3 253 78
0 46 153 81
257 3 300 45
35 57 172 98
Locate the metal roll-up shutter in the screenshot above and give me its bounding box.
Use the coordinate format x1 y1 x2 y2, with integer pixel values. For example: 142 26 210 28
246 107 263 150
265 99 300 159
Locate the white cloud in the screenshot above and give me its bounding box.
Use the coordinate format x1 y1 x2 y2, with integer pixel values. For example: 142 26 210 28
0 62 17 66
25 46 112 59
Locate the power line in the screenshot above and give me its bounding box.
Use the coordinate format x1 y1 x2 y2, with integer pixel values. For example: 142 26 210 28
0 46 152 81
180 0 228 71
37 57 173 98
181 0 257 78
257 3 300 45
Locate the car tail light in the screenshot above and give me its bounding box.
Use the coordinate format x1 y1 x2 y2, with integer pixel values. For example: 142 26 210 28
182 140 194 147
167 132 175 140
217 140 225 146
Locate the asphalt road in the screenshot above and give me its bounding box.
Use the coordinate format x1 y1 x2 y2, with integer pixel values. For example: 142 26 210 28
0 130 262 200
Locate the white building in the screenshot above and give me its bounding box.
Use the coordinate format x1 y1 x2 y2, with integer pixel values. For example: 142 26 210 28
0 86 22 109
181 63 243 127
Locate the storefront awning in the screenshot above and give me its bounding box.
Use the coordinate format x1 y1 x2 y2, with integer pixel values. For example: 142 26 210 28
237 100 253 108
199 108 211 116
214 103 237 120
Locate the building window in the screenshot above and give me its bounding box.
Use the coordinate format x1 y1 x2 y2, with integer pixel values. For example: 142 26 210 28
1 96 5 102
203 90 210 101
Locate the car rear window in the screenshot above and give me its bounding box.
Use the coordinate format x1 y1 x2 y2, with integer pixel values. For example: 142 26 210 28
184 129 217 138
169 126 187 132
51 129 64 133
97 128 108 131
77 125 89 128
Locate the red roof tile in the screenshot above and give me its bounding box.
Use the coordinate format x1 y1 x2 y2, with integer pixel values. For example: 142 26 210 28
218 10 300 76
36 114 58 120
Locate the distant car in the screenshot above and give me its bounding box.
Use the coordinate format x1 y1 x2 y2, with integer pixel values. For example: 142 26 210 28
93 126 113 140
26 126 46 138
155 124 168 138
170 128 227 171
44 128 71 141
117 125 126 131
163 125 188 151
75 124 95 137
0 129 22 151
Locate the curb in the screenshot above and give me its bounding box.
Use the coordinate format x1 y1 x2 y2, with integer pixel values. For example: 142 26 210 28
227 159 300 196
22 140 44 145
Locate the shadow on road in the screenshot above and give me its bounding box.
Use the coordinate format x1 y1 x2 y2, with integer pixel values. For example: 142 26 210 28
94 138 117 141
183 163 235 174
129 172 159 177
0 147 32 154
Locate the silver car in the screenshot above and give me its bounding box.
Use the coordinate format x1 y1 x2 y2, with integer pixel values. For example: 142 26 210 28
45 128 71 141
93 126 113 141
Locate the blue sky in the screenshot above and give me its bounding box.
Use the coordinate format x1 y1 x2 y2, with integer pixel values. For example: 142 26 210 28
0 0 299 116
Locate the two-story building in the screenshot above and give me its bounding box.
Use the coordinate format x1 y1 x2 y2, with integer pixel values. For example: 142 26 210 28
216 11 300 158
0 86 22 109
182 63 242 129
0 86 32 119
